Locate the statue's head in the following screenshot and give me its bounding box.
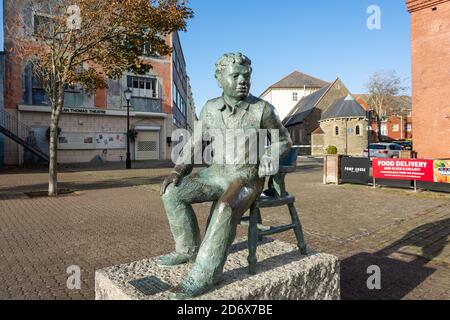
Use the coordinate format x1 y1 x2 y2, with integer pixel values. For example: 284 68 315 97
215 53 252 101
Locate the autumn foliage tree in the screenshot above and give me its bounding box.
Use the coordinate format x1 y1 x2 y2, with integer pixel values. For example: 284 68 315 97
5 0 193 196
365 70 408 119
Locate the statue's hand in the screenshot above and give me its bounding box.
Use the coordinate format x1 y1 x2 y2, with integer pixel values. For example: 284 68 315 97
160 172 183 196
258 156 279 178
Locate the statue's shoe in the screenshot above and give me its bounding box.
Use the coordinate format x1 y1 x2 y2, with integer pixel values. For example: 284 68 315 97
156 251 196 267
169 281 213 300
168 275 221 300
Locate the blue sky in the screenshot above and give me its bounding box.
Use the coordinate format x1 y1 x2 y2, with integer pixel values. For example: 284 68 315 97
0 1 411 114
179 0 412 114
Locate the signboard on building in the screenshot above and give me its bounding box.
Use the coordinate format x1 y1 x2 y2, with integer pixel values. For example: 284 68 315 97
62 107 106 115
341 157 370 184
372 159 450 183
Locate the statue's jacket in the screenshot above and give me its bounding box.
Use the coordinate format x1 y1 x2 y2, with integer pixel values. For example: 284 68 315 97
178 94 292 186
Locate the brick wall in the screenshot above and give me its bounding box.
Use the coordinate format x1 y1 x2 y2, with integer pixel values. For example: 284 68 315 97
407 0 450 158
384 116 413 141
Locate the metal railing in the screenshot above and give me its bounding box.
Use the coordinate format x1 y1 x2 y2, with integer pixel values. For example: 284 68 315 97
0 109 33 141
0 109 49 162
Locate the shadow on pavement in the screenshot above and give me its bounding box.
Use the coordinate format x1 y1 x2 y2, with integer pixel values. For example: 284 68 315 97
0 160 175 175
341 218 449 300
0 176 166 198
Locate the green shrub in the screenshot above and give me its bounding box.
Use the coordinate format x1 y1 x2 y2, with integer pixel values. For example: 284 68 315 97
326 145 338 155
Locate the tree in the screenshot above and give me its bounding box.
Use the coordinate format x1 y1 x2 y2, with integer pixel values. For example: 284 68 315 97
5 0 193 196
365 70 408 119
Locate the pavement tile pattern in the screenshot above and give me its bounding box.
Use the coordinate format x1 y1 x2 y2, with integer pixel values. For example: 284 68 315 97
0 159 448 300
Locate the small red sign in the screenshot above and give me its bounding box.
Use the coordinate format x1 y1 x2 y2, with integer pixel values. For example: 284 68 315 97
373 159 434 182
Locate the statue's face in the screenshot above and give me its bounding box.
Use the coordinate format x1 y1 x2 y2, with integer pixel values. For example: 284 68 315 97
218 64 251 101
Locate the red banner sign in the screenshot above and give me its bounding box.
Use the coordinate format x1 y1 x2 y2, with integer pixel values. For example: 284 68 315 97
373 159 434 182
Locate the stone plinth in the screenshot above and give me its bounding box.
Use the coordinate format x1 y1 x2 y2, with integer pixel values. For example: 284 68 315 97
95 239 340 300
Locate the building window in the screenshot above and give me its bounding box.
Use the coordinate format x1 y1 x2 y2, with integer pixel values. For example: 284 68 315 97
142 37 162 58
180 98 184 115
293 92 298 102
335 126 339 136
381 123 388 136
392 124 400 132
64 84 83 107
172 81 187 115
355 125 361 136
173 81 178 108
127 76 158 99
31 71 48 105
142 41 152 56
33 13 54 38
407 124 412 132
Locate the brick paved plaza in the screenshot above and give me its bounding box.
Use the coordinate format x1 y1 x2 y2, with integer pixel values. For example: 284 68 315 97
0 159 449 300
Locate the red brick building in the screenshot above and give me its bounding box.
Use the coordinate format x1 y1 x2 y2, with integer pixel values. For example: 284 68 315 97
406 0 450 159
1 1 194 165
354 95 413 142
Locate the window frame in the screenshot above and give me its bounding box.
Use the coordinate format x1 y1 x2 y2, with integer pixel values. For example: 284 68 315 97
334 125 340 136
32 12 57 39
392 124 400 132
127 75 159 99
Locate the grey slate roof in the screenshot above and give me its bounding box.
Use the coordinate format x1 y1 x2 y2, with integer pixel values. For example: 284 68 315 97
269 71 328 89
321 95 366 120
282 83 333 127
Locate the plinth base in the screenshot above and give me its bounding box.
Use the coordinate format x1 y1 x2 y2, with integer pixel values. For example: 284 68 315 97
95 239 340 300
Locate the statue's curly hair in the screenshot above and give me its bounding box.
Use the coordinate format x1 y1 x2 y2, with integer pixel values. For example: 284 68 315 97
215 53 252 81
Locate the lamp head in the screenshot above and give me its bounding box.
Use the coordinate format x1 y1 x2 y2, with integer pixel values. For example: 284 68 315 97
124 88 132 102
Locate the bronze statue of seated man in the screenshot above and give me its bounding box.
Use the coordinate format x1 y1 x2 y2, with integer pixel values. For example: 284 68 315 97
159 52 292 299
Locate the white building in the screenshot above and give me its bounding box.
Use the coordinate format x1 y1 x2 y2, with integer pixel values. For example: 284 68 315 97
260 70 328 120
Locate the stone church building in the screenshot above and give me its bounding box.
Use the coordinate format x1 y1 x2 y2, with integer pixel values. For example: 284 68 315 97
311 95 367 156
282 78 350 153
283 78 368 156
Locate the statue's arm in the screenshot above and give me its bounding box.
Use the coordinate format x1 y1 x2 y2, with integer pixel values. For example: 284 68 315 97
172 105 208 175
261 103 292 160
161 106 207 196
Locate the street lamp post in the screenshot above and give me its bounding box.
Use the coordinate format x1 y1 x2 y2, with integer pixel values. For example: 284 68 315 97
124 88 132 169
367 109 372 159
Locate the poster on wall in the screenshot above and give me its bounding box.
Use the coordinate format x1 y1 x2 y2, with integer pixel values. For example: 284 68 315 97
94 133 126 149
58 132 95 150
24 127 49 164
373 159 450 184
58 132 126 150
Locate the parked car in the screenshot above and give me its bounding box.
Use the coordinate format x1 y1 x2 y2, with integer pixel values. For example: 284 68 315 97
392 140 413 150
363 143 405 158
